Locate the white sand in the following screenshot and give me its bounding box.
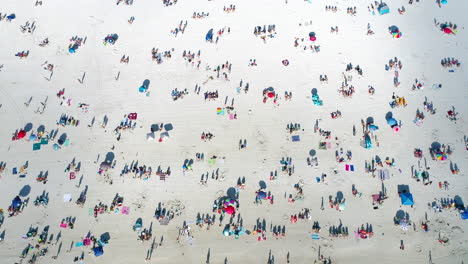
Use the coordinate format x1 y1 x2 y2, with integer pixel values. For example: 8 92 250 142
0 0 467 263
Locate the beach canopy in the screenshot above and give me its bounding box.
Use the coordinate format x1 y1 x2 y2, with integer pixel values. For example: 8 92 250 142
93 246 104 257
400 193 414 206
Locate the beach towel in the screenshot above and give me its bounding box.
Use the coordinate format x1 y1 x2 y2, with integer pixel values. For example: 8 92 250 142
69 172 76 179
75 242 84 247
229 113 235 120
83 238 91 246
327 142 332 149
292 135 300 142
33 143 41 151
345 165 355 171
378 169 390 180
40 138 49 145
13 167 18 174
122 206 130 215
63 194 72 202
20 166 25 173
19 174 26 178
319 142 327 150
311 234 320 240
65 139 70 146
60 223 68 228
217 108 225 115
208 159 216 165
88 208 93 216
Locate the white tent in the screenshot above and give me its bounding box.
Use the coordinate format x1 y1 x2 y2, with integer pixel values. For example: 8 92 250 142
160 132 170 141
146 132 155 141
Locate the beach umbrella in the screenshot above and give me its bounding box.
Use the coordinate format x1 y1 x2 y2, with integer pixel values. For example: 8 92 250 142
282 59 289 66
257 191 267 199
386 118 397 126
389 25 399 33
17 130 26 139
53 143 60 151
392 126 400 132
224 206 235 215
393 32 402 38
309 32 316 37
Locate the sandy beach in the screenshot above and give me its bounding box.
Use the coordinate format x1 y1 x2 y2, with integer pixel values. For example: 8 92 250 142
0 0 467 263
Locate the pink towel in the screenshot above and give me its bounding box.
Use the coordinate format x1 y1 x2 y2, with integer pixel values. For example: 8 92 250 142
122 206 130 215
345 164 350 171
327 142 332 149
60 223 67 228
229 113 234 120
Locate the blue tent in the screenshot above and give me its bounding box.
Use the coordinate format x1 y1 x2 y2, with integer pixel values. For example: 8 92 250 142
93 246 104 257
205 29 213 42
400 193 414 206
461 211 468 220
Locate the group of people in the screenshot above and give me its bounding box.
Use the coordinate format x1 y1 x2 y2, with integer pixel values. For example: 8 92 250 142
441 57 461 68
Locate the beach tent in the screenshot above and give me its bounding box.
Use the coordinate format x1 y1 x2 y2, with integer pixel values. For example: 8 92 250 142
93 246 104 257
160 132 170 142
400 193 414 206
378 3 390 15
206 29 214 41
